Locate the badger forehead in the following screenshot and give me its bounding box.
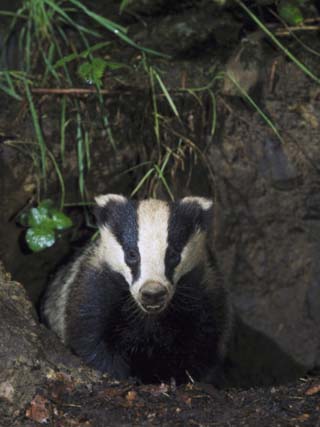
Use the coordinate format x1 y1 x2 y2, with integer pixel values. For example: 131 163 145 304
136 200 170 279
137 199 170 238
94 196 211 287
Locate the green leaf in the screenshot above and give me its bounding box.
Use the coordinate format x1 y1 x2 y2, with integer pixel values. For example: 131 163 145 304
39 199 55 209
278 1 303 25
78 58 107 86
51 210 73 230
54 41 110 69
26 226 56 252
104 61 127 70
28 206 54 228
27 200 72 231
120 0 130 14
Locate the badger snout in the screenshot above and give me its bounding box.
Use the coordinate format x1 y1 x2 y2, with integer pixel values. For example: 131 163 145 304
139 281 169 313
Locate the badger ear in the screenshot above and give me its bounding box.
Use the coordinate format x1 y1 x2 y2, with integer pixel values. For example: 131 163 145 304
94 194 127 207
180 196 213 211
179 196 213 230
94 194 127 226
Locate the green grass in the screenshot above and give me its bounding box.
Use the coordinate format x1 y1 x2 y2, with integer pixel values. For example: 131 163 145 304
76 111 85 200
0 0 170 206
60 95 67 165
153 69 180 119
0 71 25 100
3 0 316 207
119 0 130 14
47 149 66 210
130 161 175 200
24 80 47 187
208 89 217 138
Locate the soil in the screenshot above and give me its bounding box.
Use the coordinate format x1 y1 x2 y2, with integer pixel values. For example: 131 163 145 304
19 375 320 427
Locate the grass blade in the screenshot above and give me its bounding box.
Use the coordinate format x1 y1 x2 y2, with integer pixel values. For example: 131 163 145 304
154 164 174 201
149 67 160 146
25 21 32 72
131 168 155 197
24 80 47 186
76 112 85 199
68 0 169 58
60 95 67 165
0 10 27 18
226 71 284 143
208 89 216 137
41 43 61 83
47 149 65 210
84 130 91 170
235 0 320 85
153 69 180 118
120 0 130 14
44 0 101 38
68 0 127 33
0 72 21 99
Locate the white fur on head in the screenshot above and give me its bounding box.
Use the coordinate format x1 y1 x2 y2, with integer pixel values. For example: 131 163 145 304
130 199 173 308
173 230 207 284
180 196 213 211
93 194 132 283
92 196 211 313
95 194 127 207
95 225 133 285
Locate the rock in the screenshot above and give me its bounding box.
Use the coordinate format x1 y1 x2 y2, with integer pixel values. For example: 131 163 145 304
209 51 320 377
0 262 101 424
133 6 241 55
258 138 301 190
120 0 168 14
0 263 42 420
123 0 275 15
223 33 264 96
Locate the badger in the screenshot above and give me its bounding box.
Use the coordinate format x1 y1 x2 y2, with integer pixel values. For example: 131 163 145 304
42 194 232 384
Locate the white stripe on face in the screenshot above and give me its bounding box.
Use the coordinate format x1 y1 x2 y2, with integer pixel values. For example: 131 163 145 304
131 200 171 301
96 225 132 285
173 230 206 284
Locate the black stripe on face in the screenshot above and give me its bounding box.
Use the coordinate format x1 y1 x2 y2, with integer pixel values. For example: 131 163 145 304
95 199 140 281
165 200 212 281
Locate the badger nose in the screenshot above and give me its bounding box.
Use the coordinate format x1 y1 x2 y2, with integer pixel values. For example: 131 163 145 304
140 282 168 306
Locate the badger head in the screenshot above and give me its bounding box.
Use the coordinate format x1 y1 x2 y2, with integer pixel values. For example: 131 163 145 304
94 194 213 314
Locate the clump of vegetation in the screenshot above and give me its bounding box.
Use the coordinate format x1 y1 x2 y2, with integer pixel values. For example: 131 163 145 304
19 200 72 252
277 0 304 25
0 0 166 203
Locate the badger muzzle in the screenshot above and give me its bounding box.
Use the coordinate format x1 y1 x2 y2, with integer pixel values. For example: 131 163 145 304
138 281 170 313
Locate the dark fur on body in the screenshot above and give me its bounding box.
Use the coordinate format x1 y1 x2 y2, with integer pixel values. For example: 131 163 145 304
63 253 228 383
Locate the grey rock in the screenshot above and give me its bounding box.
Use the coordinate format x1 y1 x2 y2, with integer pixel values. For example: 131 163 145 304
0 262 101 421
134 7 241 55
208 54 320 374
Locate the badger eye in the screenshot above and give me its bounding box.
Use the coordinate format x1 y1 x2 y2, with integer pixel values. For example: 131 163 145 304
126 248 140 265
167 246 181 266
